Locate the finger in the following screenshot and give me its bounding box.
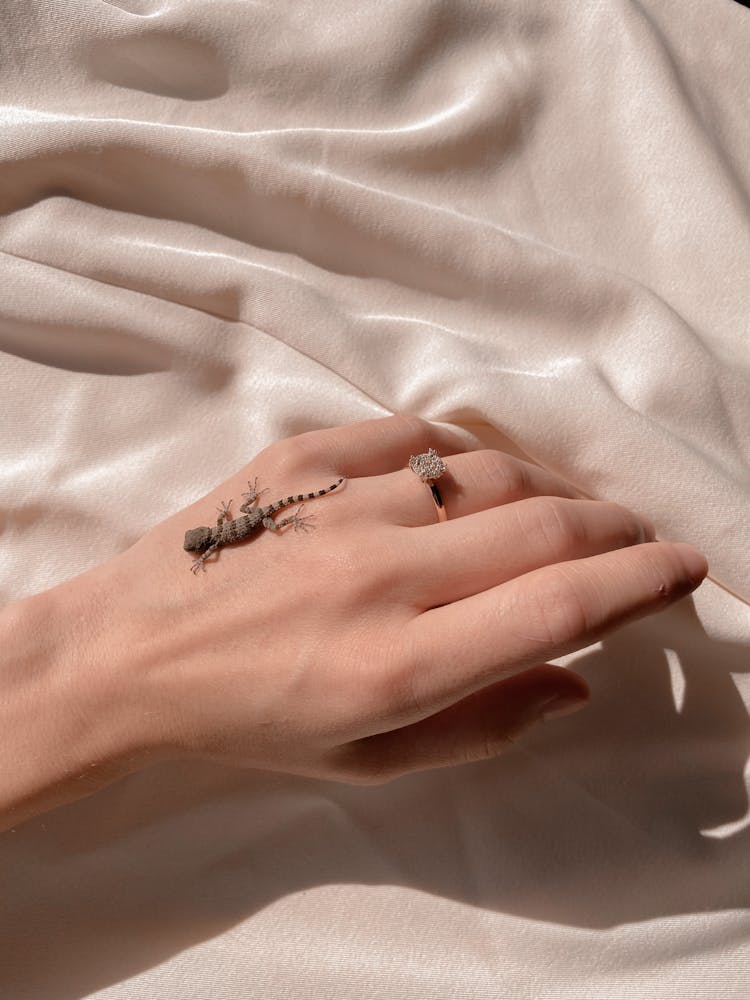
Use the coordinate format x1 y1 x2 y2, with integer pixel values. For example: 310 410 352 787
333 664 589 784
381 541 707 729
398 497 655 608
367 448 589 526
266 413 474 479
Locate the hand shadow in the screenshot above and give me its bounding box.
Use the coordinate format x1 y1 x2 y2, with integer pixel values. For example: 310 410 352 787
1 591 748 998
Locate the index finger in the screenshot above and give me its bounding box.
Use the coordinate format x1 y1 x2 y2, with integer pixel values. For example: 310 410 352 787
377 540 708 729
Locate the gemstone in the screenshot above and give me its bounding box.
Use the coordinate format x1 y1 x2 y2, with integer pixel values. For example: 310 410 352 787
409 448 446 481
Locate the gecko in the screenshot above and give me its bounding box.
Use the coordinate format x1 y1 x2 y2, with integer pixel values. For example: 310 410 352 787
184 476 346 573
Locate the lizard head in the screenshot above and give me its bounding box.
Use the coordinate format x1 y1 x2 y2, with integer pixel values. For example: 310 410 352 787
183 526 212 551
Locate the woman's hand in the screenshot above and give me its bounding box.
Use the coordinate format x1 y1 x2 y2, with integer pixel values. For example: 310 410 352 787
0 415 708 826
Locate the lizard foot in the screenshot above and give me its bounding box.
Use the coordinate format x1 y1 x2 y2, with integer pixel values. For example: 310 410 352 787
216 499 233 524
190 543 219 573
262 505 316 533
291 509 316 532
240 477 269 511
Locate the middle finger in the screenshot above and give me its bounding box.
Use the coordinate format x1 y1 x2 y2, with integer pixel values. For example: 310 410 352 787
395 496 655 610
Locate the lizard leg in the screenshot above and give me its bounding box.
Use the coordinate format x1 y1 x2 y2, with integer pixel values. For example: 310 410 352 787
190 543 220 573
239 477 269 513
262 505 316 533
216 499 232 526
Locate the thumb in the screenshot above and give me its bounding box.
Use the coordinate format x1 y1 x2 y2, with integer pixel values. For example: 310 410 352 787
338 664 590 784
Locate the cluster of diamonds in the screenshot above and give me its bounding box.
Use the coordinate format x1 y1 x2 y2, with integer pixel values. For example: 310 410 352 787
408 447 447 482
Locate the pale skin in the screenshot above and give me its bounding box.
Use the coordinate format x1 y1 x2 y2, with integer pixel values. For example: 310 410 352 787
0 415 709 832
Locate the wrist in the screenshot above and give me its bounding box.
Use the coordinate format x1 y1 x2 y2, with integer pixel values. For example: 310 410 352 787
0 568 160 830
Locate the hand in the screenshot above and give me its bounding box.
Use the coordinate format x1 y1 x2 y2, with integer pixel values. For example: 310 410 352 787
0 415 708 826
97 414 707 783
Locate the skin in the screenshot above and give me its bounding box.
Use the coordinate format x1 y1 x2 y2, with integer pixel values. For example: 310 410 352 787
0 414 708 831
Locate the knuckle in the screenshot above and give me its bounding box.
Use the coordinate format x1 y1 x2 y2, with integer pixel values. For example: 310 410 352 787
258 435 320 479
334 539 401 604
522 497 585 553
476 451 531 501
369 659 422 723
367 629 426 722
280 431 325 468
391 412 432 439
340 620 415 725
523 566 592 647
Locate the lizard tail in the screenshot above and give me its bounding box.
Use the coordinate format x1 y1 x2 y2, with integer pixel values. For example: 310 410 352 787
270 476 346 512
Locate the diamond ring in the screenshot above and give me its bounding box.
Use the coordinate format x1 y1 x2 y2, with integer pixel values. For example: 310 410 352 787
408 448 448 522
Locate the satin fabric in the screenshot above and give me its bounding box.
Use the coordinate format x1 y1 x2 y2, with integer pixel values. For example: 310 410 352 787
1 1 749 997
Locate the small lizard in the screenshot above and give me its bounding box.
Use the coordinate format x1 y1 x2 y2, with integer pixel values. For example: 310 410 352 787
184 475 346 573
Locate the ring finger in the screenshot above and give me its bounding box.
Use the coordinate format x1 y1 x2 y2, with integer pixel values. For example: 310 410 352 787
365 448 590 526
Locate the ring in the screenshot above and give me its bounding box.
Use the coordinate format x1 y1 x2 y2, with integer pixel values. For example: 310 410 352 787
408 447 448 522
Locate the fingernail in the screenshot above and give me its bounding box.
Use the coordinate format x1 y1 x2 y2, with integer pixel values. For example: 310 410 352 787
672 542 709 584
540 692 589 722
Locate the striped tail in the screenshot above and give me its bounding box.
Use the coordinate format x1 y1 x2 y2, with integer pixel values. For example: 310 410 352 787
268 476 346 513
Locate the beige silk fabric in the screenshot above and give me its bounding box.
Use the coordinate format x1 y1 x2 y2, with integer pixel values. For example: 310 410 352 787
2 0 750 996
